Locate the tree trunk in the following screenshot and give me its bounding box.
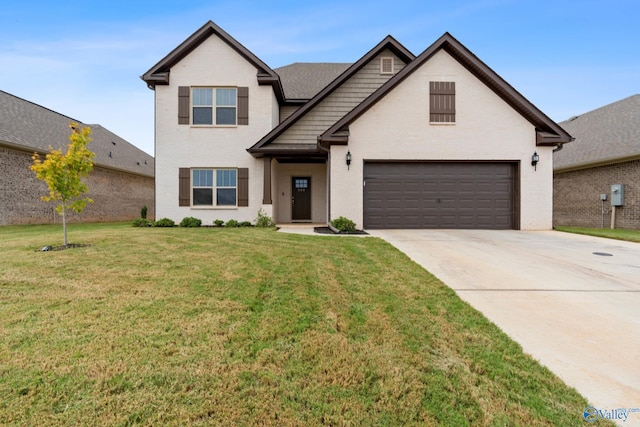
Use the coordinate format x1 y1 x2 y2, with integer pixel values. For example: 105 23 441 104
62 203 68 246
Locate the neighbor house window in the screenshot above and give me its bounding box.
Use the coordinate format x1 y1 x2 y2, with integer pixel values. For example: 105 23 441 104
429 81 455 123
192 168 237 206
192 87 237 125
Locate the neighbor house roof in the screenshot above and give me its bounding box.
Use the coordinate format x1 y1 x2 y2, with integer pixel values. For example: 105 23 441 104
141 20 285 102
554 94 640 171
320 32 573 148
248 35 416 157
0 90 154 178
275 63 352 100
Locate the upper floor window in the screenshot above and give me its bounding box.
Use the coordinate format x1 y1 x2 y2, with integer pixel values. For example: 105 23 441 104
192 87 237 125
429 81 455 123
179 86 248 126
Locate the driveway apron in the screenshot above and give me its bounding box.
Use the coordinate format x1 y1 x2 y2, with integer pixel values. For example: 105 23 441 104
369 229 640 422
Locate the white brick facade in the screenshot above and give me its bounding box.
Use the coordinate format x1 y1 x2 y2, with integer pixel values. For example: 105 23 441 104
330 51 554 230
145 23 570 230
154 36 278 224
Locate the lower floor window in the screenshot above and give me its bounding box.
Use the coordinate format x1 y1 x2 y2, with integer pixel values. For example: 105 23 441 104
192 168 237 206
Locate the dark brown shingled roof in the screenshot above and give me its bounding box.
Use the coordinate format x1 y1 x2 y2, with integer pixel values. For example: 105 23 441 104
554 95 640 171
274 63 352 100
0 90 154 178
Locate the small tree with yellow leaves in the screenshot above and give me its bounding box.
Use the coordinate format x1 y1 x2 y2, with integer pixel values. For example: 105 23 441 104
31 123 95 246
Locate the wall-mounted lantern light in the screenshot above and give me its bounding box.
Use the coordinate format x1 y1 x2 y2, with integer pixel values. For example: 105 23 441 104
531 151 539 171
346 151 352 170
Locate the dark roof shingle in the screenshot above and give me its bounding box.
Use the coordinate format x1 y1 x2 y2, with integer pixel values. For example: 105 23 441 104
0 90 154 178
275 63 352 100
554 94 640 170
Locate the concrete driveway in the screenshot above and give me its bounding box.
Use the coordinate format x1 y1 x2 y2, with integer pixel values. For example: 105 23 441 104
369 229 640 422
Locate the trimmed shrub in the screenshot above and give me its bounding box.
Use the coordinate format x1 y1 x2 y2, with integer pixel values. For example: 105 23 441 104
154 218 175 227
132 218 151 227
255 209 276 228
140 205 148 219
330 216 357 233
213 219 224 227
225 219 239 228
239 221 252 227
180 216 202 227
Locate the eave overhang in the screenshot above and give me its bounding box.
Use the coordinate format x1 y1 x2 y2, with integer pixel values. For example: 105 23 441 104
0 140 154 179
247 145 327 159
319 32 573 148
554 153 640 173
316 129 349 147
141 20 285 102
537 130 574 146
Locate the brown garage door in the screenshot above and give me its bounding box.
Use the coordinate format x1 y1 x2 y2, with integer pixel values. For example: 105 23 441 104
363 162 516 229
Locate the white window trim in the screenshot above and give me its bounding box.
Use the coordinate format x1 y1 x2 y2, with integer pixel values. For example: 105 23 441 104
191 87 238 127
191 168 238 208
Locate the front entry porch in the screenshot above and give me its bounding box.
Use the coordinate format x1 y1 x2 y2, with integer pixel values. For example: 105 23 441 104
266 158 328 224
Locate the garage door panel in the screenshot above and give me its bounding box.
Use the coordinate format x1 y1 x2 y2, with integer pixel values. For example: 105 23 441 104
363 162 516 229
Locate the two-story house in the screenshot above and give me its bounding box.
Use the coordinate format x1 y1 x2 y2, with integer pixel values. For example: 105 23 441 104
142 21 571 230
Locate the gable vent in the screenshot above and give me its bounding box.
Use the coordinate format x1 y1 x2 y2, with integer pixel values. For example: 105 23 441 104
380 57 394 75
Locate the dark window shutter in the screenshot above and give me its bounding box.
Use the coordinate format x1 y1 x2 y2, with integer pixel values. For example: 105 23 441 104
430 81 455 123
178 86 190 125
237 168 249 206
179 168 190 206
237 87 249 126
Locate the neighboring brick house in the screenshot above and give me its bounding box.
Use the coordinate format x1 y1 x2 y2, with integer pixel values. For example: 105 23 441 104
142 21 571 230
0 90 155 225
554 95 640 229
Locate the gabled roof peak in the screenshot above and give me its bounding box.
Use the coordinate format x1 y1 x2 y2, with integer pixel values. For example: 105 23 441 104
320 31 572 147
248 34 416 156
141 20 285 101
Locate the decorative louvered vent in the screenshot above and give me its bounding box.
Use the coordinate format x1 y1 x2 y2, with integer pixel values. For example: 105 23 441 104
380 57 394 75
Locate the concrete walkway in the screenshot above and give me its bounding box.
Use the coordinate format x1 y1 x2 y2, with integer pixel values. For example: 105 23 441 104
369 229 640 424
276 224 369 237
276 224 325 236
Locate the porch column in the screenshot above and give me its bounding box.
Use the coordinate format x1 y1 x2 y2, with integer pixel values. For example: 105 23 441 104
262 157 272 204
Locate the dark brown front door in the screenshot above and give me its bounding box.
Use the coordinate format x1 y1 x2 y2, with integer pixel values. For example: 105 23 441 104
292 177 311 221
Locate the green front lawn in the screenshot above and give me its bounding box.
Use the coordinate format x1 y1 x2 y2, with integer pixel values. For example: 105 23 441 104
556 226 640 243
0 223 599 425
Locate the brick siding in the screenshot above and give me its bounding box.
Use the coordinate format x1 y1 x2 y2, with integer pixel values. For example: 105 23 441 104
553 159 639 229
1 146 154 225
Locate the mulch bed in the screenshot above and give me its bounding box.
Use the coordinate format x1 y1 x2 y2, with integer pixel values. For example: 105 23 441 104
37 243 90 252
314 227 368 235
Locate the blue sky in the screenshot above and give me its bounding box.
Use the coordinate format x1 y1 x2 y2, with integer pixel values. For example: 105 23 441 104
2 0 639 155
